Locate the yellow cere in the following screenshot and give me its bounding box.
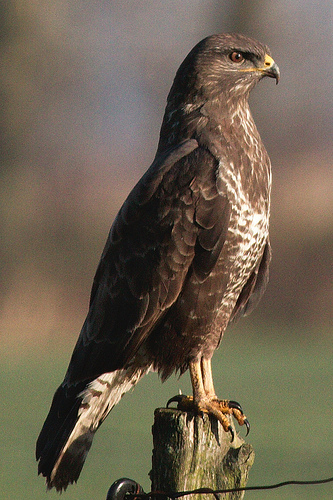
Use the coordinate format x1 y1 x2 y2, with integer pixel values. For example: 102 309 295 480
240 53 275 73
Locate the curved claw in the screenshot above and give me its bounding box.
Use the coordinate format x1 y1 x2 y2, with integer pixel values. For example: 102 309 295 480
244 418 250 436
167 395 249 439
228 425 235 442
228 400 250 436
228 400 243 413
166 395 185 408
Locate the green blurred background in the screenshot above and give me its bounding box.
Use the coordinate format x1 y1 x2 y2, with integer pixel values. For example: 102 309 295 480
1 1 332 499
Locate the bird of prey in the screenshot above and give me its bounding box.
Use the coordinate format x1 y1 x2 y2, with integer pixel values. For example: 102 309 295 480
36 33 280 491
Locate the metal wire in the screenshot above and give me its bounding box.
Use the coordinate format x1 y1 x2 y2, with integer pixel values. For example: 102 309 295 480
125 476 333 499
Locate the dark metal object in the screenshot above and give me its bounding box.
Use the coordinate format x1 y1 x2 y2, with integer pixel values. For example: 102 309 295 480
107 478 144 500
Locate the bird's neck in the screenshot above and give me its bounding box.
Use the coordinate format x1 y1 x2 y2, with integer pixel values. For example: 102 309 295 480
157 92 258 152
156 93 271 210
202 95 262 151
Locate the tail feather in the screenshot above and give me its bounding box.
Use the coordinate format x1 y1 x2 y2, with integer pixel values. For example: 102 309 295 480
36 383 85 485
36 364 151 491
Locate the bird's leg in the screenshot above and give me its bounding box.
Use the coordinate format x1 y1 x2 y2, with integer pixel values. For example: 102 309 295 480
192 359 230 429
201 357 217 398
201 358 249 433
167 358 249 439
167 359 205 412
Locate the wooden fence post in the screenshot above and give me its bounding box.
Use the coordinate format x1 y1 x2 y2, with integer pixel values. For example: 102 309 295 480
150 408 254 500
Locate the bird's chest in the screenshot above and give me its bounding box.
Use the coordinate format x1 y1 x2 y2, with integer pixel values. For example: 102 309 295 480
226 199 269 274
216 160 270 305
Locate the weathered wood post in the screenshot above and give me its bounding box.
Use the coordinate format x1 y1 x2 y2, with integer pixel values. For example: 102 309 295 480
150 408 254 500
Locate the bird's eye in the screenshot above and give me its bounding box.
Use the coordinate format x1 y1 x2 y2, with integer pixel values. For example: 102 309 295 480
229 52 244 63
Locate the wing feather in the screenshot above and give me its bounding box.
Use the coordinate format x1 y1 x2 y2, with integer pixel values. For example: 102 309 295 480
65 143 231 384
230 240 272 322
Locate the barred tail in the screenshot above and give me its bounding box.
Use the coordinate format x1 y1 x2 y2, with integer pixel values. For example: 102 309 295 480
36 365 150 491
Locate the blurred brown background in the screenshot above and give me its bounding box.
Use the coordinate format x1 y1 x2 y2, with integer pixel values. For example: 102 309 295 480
1 0 332 344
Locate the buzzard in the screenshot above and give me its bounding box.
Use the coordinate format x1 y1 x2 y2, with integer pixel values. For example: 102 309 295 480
36 33 279 491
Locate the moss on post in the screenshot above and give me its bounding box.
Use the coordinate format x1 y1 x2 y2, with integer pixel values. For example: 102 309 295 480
151 408 254 500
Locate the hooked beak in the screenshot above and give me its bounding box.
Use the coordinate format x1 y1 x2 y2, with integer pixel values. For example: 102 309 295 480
261 54 280 84
240 53 280 84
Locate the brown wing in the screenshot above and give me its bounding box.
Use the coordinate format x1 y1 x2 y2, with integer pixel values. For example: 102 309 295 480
230 240 272 322
65 142 231 384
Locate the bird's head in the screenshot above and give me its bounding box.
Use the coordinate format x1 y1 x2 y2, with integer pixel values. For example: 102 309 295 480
169 33 280 107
